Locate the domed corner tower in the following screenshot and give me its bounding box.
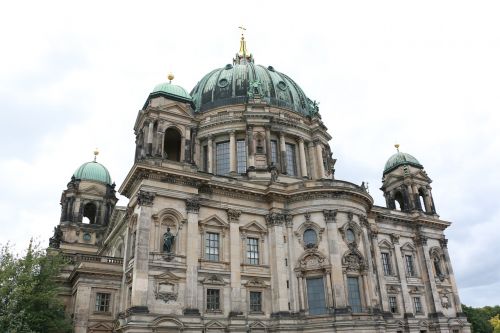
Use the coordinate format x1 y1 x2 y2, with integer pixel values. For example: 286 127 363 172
380 145 437 214
134 72 198 165
49 153 118 253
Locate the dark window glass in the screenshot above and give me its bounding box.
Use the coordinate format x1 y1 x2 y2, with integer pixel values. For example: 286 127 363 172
205 232 219 261
207 289 220 310
382 252 392 275
271 140 278 164
95 293 111 312
247 237 259 265
249 291 262 312
285 143 297 176
237 140 247 173
414 297 423 313
306 277 327 315
216 141 230 175
303 229 317 248
347 277 362 313
202 145 208 172
130 231 136 259
389 296 398 313
346 229 355 243
405 255 415 277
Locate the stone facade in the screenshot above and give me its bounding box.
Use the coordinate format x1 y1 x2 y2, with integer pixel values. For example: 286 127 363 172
49 39 470 333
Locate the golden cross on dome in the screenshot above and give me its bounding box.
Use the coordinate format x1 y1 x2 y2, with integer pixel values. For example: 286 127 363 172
238 26 246 35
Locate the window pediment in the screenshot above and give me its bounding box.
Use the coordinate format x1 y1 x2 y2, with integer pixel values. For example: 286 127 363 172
202 274 226 286
296 249 329 271
342 249 367 272
240 221 267 235
199 214 229 230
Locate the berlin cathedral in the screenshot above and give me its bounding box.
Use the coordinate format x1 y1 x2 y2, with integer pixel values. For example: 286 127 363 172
48 33 471 333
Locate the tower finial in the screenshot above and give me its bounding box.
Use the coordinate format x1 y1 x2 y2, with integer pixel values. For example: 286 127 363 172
394 143 400 152
168 72 174 83
234 26 253 64
94 148 99 162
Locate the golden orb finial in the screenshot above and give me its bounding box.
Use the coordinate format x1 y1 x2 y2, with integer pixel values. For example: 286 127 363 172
168 72 174 83
394 144 400 152
93 148 99 162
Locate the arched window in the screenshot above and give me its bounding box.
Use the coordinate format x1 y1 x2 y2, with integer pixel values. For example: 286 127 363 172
394 191 404 211
164 127 182 162
418 188 427 212
303 229 318 248
152 121 159 156
83 203 97 224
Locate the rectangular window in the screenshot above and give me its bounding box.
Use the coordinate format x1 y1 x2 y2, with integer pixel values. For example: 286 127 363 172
130 231 136 259
202 145 208 172
414 297 423 313
381 252 392 276
216 141 230 175
405 255 415 277
249 291 262 312
237 139 247 174
207 289 220 311
270 140 278 164
95 292 111 312
285 143 297 176
205 232 220 261
247 237 259 265
389 296 398 313
306 277 327 315
347 277 362 313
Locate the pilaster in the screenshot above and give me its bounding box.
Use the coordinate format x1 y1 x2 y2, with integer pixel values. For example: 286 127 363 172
184 196 201 315
227 209 242 314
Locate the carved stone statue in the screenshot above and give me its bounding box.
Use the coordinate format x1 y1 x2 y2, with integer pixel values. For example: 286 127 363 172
268 163 279 183
163 227 175 253
49 225 63 249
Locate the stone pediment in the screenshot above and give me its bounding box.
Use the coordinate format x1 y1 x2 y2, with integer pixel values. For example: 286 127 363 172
152 315 185 329
88 322 113 332
250 321 267 330
199 214 228 229
206 320 226 330
202 274 226 285
240 221 267 234
155 271 180 282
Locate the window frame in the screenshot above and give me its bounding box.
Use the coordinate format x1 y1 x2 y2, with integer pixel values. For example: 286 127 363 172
347 276 363 313
249 291 263 313
215 140 230 175
205 232 220 262
413 296 423 314
93 291 112 314
285 142 297 176
206 288 221 312
381 252 392 276
306 276 328 315
388 295 398 314
246 237 260 265
236 139 247 174
405 254 416 277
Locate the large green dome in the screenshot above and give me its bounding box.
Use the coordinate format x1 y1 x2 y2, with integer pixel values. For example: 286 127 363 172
190 63 318 116
73 161 112 185
383 152 423 175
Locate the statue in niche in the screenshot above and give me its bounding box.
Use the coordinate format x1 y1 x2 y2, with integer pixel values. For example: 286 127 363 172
163 227 175 253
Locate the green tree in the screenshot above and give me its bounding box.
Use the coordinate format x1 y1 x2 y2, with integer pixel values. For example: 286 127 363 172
0 241 72 333
463 304 500 333
490 314 500 333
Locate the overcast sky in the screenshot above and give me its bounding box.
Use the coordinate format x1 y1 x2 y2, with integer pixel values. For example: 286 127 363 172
1 0 499 307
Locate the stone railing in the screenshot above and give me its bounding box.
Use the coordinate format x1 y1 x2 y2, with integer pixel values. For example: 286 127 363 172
62 253 123 265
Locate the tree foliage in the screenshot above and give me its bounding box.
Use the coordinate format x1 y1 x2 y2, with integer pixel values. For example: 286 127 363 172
490 314 500 333
0 241 72 333
463 304 500 333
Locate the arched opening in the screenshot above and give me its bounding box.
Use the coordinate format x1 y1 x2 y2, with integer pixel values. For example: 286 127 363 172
418 188 427 212
346 228 356 243
394 191 404 211
303 229 318 248
83 203 97 224
164 127 182 162
152 121 159 156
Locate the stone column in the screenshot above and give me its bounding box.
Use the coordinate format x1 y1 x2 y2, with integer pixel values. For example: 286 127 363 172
323 210 347 308
227 209 242 314
415 233 443 315
360 217 378 310
279 133 287 174
147 122 154 156
285 219 299 311
184 197 201 315
315 141 325 178
184 127 191 163
195 138 201 167
265 212 290 314
370 229 389 312
73 285 91 333
130 190 155 309
207 136 213 174
298 138 308 178
265 126 272 165
229 131 237 174
307 142 317 179
247 126 255 170
325 271 334 308
440 237 463 313
391 234 413 315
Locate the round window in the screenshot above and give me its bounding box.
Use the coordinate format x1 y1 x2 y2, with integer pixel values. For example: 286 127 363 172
346 229 355 243
303 229 318 248
83 232 91 242
277 81 287 91
218 78 229 88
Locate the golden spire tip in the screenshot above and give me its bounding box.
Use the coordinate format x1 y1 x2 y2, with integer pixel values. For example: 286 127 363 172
167 72 174 83
94 148 99 162
394 144 400 152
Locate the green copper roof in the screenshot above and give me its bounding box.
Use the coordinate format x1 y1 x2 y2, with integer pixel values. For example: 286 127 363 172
151 82 192 102
73 161 112 185
383 152 423 175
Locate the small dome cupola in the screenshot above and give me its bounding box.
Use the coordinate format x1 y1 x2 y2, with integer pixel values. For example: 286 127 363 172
73 160 112 185
144 73 193 108
381 145 437 215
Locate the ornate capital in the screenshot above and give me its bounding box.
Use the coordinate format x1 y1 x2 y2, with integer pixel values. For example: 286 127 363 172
414 234 428 246
265 212 291 227
390 233 400 245
185 197 200 213
304 211 311 222
137 190 155 206
227 209 241 223
323 209 337 223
